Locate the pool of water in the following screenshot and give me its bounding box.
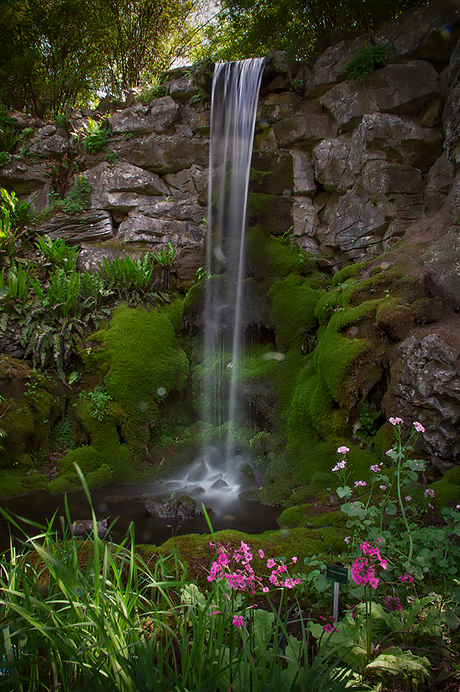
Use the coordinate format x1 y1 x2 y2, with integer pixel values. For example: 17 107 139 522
0 480 281 551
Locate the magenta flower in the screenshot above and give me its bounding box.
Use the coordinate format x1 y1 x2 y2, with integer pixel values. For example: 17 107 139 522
398 573 414 584
389 417 404 425
413 421 425 433
351 541 387 589
258 549 265 559
370 464 381 473
291 556 298 564
323 623 335 633
233 615 244 628
267 558 275 569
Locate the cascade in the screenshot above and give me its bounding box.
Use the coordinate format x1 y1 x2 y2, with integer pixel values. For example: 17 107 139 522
180 58 265 504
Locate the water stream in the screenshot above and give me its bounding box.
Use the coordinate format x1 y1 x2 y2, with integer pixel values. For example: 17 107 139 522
183 58 266 498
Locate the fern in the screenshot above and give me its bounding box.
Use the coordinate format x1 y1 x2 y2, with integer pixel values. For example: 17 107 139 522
346 42 393 83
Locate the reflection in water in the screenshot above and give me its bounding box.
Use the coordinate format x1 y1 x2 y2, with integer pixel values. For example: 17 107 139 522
0 481 280 552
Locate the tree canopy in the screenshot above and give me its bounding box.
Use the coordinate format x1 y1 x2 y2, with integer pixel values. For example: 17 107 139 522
0 0 195 118
193 0 429 63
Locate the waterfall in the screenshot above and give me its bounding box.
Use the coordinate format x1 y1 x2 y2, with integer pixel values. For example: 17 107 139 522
203 58 265 457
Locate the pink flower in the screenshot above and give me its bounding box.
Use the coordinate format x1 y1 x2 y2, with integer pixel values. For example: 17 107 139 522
354 480 367 487
389 417 404 426
332 459 347 472
262 586 269 593
385 449 394 457
413 421 425 433
323 623 335 633
258 549 265 559
267 558 275 569
405 495 412 502
291 556 298 564
344 536 350 544
233 615 244 628
398 573 414 584
337 446 350 455
370 464 381 473
351 541 387 589
424 488 435 498
379 485 387 491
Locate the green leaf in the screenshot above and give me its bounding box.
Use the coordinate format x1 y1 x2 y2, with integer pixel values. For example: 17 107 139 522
385 504 397 515
441 609 460 630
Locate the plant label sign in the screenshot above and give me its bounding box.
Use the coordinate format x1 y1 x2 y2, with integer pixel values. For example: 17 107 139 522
326 564 348 585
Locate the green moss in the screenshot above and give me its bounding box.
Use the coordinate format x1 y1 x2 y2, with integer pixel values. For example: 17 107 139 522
268 275 322 350
332 263 362 287
442 466 460 486
86 463 113 488
0 469 49 498
430 480 460 510
246 226 301 281
47 476 80 493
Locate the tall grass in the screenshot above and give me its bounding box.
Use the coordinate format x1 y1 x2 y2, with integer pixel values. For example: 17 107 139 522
0 469 356 691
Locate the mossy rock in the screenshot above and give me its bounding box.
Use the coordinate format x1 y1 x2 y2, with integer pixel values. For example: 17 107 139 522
0 355 63 467
246 226 301 281
247 193 293 234
0 469 49 499
430 479 460 510
47 476 80 493
268 275 322 350
86 463 113 488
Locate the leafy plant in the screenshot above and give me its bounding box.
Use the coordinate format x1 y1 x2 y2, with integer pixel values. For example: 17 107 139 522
0 151 11 167
346 42 393 82
0 125 20 153
0 263 30 307
35 234 80 270
153 242 176 267
78 117 111 153
35 176 92 221
100 253 156 301
85 383 113 421
139 78 167 102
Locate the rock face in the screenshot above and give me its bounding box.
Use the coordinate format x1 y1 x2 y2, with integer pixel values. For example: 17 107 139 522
144 495 197 519
3 0 460 477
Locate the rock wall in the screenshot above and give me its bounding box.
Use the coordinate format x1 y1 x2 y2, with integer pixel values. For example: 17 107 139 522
2 0 460 478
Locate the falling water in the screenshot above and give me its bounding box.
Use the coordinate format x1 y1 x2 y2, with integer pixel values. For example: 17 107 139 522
174 59 265 506
203 58 265 452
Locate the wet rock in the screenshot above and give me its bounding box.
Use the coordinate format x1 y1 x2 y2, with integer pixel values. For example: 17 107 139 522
145 495 197 519
187 459 207 482
117 200 205 248
107 133 209 173
290 150 316 196
331 191 387 252
273 103 337 147
313 136 354 192
71 517 110 538
211 479 229 490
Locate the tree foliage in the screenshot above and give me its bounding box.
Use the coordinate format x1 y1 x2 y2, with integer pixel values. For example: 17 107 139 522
0 0 195 118
194 0 429 62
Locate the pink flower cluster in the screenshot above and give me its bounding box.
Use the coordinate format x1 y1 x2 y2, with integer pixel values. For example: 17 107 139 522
332 459 346 472
389 417 404 426
351 541 387 590
208 541 301 594
398 573 414 584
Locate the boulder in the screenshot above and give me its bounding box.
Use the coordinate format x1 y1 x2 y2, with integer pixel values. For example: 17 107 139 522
331 191 388 252
144 495 197 519
313 136 354 191
71 518 110 538
320 82 374 129
107 133 209 173
366 61 440 117
117 200 205 248
164 164 208 198
0 158 49 195
24 130 75 159
273 103 337 147
109 97 181 135
423 228 460 308
378 0 460 64
168 75 200 104
308 37 367 95
290 150 316 196
292 197 319 237
383 327 460 469
35 210 113 245
350 113 443 175
84 161 169 210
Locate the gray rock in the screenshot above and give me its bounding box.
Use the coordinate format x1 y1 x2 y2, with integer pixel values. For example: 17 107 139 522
424 228 460 308
366 61 440 117
290 150 316 196
168 75 200 104
308 37 367 94
71 518 110 538
378 0 460 64
332 191 388 252
313 136 354 192
107 133 209 173
145 495 196 519
384 328 460 468
273 103 337 147
320 82 374 129
292 197 319 237
349 113 443 174
84 161 169 210
109 97 181 135
164 164 207 197
35 210 113 245
0 157 49 195
117 201 205 247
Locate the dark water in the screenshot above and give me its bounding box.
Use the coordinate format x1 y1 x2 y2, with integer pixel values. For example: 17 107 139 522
0 480 281 551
